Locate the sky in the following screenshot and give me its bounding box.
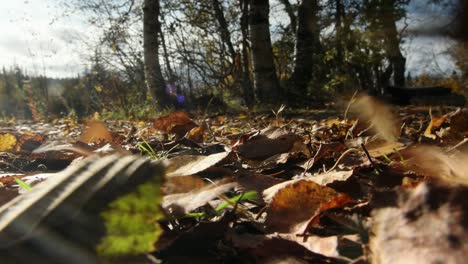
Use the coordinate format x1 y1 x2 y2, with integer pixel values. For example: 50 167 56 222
0 0 460 78
0 0 92 78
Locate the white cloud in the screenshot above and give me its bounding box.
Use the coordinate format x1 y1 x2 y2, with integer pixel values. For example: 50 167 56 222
0 0 92 77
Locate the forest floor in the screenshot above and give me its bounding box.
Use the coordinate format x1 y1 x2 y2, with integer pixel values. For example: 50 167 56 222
0 98 467 263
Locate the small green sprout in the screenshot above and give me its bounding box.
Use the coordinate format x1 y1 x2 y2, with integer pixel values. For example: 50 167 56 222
15 178 32 191
185 190 258 218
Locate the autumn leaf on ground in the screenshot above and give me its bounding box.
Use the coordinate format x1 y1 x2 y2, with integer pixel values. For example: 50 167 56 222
162 180 238 217
351 95 400 142
228 231 342 263
263 179 345 232
0 133 17 152
306 169 355 186
423 108 448 139
80 120 113 144
162 175 206 195
236 126 307 160
366 140 406 158
165 151 230 177
153 111 198 139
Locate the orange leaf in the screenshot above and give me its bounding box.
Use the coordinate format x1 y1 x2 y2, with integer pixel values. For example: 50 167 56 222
154 111 198 138
80 120 113 144
263 179 342 232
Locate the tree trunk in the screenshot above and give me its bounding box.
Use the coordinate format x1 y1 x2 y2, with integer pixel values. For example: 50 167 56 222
143 0 170 108
382 0 406 87
248 0 281 103
335 0 344 65
159 24 175 84
240 0 254 107
290 0 321 98
213 0 236 60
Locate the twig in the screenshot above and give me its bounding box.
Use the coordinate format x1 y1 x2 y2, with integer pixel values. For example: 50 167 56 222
343 90 358 122
302 143 323 176
447 138 468 153
345 118 359 140
325 148 359 173
360 143 377 169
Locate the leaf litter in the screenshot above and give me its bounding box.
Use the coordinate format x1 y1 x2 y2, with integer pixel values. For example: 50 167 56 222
0 98 467 263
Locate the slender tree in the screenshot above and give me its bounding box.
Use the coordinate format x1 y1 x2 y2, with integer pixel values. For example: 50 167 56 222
143 0 170 108
239 0 255 107
248 0 281 103
212 0 236 60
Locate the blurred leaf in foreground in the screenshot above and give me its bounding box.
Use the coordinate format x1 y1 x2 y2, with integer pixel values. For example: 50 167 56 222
97 174 164 257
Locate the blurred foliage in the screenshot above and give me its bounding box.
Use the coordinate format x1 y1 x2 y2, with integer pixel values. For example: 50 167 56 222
97 174 164 257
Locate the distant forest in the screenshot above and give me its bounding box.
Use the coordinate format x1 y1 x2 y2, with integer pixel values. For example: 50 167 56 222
0 0 466 119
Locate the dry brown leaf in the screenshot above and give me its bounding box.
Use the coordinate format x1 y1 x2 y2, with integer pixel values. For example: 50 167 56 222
449 109 468 134
237 127 305 160
166 152 230 177
228 231 340 263
263 179 342 232
402 145 468 186
14 133 45 153
236 172 283 198
186 126 205 142
306 170 354 186
352 95 399 142
154 111 198 138
80 120 113 144
162 175 206 195
371 183 468 264
423 109 448 139
162 181 237 216
366 140 406 158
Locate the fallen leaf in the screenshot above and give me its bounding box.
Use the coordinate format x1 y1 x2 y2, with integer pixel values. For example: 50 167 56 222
237 127 305 160
449 109 468 134
0 133 17 152
423 109 448 139
155 213 234 262
80 120 113 144
228 231 342 263
162 175 206 195
306 170 355 186
366 140 406 158
154 111 198 138
166 152 230 177
263 179 342 232
162 181 237 217
186 126 204 142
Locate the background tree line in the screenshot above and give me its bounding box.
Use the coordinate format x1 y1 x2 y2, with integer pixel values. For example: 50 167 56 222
0 0 466 118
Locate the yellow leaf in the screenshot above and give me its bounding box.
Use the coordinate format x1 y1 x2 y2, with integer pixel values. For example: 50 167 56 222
0 133 17 152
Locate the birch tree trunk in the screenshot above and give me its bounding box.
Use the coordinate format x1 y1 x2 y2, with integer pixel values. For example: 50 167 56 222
248 0 281 103
143 0 170 108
